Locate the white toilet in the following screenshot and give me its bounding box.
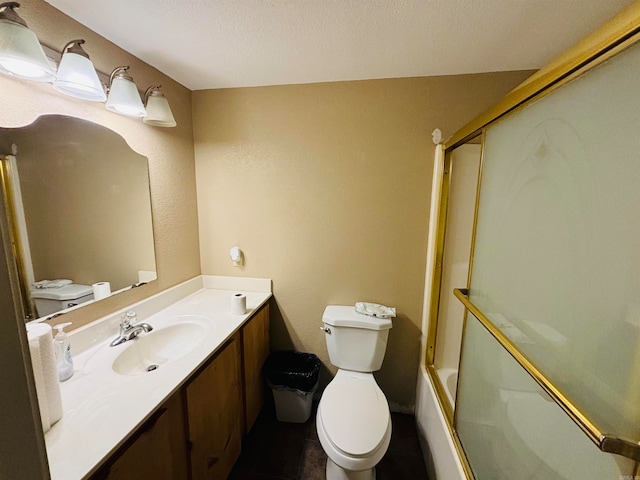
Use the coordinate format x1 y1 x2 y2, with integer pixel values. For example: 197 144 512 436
30 283 94 317
316 305 393 480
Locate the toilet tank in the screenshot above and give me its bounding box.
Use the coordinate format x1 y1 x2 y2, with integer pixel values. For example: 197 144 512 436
322 305 392 372
31 284 94 318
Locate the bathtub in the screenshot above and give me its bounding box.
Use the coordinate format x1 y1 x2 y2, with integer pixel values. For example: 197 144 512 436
415 365 466 480
435 367 458 409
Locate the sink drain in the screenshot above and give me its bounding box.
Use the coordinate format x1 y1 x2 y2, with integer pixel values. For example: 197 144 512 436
146 364 159 372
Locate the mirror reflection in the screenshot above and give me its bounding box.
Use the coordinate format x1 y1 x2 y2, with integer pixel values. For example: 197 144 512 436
0 115 157 320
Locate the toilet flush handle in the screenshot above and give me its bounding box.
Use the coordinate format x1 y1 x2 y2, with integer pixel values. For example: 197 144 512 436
320 326 331 334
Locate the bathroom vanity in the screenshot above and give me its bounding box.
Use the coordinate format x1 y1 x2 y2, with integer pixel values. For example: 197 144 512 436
41 276 271 480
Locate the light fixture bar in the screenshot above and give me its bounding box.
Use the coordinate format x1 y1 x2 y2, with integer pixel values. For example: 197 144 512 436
7 34 174 125
41 44 151 100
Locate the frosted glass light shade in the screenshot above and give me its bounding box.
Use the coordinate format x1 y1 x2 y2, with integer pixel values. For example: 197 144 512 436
106 74 146 117
143 90 176 127
53 51 105 101
0 18 55 81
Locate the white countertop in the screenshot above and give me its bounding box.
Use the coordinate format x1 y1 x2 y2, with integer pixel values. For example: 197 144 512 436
42 276 272 480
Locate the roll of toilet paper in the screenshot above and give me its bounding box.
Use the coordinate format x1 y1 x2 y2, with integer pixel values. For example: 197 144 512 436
231 293 247 315
92 281 111 301
26 323 63 433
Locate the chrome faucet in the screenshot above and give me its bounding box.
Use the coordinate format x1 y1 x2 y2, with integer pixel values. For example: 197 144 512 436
110 311 153 347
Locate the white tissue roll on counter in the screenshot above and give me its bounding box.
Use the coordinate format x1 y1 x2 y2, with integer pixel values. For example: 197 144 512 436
26 323 63 433
92 282 111 300
231 293 247 315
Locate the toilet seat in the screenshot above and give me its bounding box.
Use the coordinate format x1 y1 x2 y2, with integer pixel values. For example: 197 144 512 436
319 370 390 457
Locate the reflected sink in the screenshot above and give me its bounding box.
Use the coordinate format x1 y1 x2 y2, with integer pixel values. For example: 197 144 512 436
112 318 209 376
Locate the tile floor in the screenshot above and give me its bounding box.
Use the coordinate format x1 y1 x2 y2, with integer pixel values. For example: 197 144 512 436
230 399 429 480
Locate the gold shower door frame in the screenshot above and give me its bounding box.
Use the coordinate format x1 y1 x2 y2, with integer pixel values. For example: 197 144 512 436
424 3 640 477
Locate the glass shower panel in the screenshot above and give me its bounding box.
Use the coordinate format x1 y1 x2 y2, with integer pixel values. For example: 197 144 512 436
434 143 481 408
456 316 632 479
469 38 640 441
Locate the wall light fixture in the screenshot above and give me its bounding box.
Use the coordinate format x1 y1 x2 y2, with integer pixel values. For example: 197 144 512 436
105 66 146 117
1 6 175 126
143 85 176 127
53 39 105 102
0 2 55 81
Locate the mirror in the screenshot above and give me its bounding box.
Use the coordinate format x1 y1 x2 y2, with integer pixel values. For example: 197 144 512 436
0 115 157 320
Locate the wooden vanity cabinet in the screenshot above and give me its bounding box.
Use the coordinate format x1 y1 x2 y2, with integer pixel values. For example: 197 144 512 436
90 302 270 480
185 333 243 480
241 302 270 433
91 391 189 480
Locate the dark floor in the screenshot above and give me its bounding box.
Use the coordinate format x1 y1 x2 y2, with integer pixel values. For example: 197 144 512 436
230 398 429 480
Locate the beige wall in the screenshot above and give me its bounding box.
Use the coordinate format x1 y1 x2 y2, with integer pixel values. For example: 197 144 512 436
193 72 532 409
0 0 201 329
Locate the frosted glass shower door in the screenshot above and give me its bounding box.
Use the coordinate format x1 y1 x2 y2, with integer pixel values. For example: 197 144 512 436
456 317 629 479
452 26 640 478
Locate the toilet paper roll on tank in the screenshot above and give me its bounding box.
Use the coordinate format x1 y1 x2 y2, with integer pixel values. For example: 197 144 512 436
92 281 111 300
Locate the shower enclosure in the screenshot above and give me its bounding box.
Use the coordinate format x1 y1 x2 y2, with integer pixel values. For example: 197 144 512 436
423 4 640 478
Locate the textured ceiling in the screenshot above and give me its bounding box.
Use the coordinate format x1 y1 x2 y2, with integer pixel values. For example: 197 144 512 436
44 0 634 91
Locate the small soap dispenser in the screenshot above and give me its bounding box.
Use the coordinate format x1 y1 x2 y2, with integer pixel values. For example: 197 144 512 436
53 322 74 382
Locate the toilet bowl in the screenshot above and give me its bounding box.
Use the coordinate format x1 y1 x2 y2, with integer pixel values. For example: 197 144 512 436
317 370 392 479
317 306 393 480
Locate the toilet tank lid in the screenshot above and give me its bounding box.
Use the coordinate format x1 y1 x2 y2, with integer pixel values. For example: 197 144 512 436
323 306 392 330
31 284 93 300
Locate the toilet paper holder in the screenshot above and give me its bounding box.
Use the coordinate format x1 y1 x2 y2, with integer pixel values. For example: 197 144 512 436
230 246 244 266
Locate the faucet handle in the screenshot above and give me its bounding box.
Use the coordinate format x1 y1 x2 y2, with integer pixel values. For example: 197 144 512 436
121 310 137 327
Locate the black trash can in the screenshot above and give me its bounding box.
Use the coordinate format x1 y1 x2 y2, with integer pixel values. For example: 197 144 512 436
264 351 320 423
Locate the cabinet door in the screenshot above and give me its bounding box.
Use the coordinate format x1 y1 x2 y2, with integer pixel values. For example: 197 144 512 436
186 334 242 480
93 391 188 480
241 303 270 433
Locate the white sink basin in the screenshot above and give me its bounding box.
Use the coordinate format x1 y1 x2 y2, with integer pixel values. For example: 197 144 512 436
111 317 210 376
